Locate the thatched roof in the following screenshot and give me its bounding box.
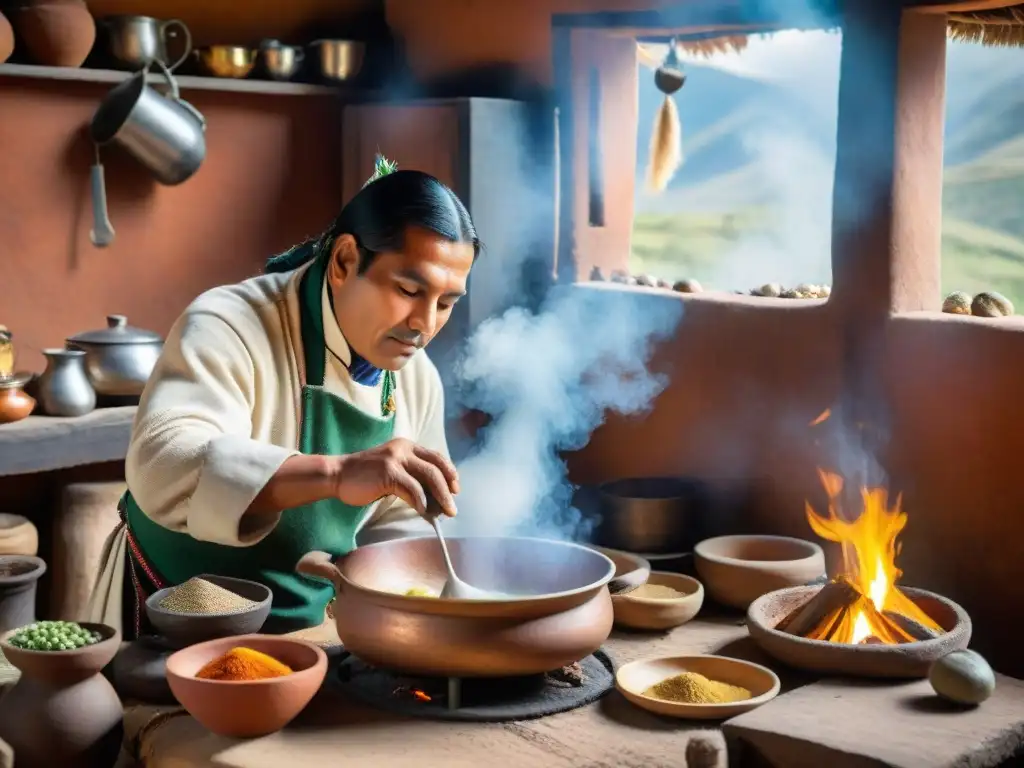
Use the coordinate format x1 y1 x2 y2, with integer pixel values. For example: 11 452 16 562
649 5 1024 57
948 5 1024 47
676 36 750 57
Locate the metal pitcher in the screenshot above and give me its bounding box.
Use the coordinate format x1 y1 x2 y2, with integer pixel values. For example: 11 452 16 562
89 60 206 186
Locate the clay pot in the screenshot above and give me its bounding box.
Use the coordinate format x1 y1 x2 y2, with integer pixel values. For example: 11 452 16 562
0 12 14 64
0 377 36 424
0 514 39 557
694 534 826 610
0 555 46 635
0 623 123 768
9 0 96 68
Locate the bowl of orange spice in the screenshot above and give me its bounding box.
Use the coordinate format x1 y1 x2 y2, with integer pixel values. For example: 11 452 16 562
165 634 328 737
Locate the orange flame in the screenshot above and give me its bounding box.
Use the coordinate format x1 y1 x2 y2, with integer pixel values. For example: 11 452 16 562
805 410 942 644
410 689 431 702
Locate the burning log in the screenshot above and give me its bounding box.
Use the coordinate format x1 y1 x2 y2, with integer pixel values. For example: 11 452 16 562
776 578 860 637
884 611 941 641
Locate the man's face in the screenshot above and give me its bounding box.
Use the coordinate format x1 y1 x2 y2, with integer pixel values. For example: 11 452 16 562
328 226 475 370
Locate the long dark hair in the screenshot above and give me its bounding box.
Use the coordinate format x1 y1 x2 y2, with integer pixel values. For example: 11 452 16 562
266 170 480 274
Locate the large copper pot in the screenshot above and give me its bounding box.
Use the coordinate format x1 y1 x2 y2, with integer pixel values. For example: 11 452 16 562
297 536 615 678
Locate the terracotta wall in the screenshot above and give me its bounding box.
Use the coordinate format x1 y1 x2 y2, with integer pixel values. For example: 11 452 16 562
568 290 1024 677
0 80 342 372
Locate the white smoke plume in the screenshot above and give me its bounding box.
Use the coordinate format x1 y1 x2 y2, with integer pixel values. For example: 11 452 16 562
447 285 683 540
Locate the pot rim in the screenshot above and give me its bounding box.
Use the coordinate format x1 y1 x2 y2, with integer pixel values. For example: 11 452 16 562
694 534 824 566
598 475 705 502
0 555 46 585
338 535 617 608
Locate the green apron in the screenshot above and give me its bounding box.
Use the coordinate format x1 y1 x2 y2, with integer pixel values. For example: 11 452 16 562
123 255 396 633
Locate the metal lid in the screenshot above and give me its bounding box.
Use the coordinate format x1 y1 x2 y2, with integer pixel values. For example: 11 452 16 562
0 372 33 390
67 315 163 346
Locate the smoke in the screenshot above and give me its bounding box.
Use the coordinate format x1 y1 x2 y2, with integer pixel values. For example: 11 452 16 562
446 285 683 540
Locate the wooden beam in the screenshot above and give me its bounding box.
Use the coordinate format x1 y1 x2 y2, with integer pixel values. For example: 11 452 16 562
913 0 1022 12
0 407 136 477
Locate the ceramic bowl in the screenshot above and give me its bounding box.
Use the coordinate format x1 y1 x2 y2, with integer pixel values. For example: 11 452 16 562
612 571 704 631
145 574 272 648
165 634 328 737
616 654 780 720
694 535 826 609
0 622 120 684
746 585 972 678
590 546 651 595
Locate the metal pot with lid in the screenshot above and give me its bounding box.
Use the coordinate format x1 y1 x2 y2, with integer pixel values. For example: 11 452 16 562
67 315 164 397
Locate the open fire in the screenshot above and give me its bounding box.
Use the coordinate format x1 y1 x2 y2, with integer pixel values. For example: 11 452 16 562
777 410 945 645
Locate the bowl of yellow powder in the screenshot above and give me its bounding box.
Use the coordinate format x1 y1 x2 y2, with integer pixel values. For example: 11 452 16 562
616 654 780 719
145 574 272 648
611 572 704 631
165 633 328 738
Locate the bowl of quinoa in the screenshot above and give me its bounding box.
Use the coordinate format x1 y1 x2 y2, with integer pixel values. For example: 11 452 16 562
145 575 271 647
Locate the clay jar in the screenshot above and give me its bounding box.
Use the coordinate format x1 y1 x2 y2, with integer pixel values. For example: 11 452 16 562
0 12 14 64
0 556 46 635
0 373 36 424
9 0 96 68
0 623 123 768
0 514 39 558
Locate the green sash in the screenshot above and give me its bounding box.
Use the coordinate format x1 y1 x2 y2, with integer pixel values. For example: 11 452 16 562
124 256 396 632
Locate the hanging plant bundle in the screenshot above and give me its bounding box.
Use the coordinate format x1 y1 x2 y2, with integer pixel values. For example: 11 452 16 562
646 41 686 193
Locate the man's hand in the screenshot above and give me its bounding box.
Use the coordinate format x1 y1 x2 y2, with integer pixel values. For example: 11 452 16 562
331 438 460 517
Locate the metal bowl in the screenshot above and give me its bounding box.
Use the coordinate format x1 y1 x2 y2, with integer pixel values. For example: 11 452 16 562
594 476 707 555
195 45 256 78
308 39 364 82
259 39 304 81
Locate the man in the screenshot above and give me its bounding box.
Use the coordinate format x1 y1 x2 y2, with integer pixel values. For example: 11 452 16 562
87 158 479 636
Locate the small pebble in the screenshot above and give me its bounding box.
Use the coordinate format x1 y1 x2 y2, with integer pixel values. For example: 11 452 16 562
971 291 1014 317
673 279 703 293
634 274 656 287
609 270 630 284
780 289 801 299
657 278 672 289
942 291 971 315
759 282 782 298
685 732 724 768
589 266 605 282
929 649 996 705
819 285 831 297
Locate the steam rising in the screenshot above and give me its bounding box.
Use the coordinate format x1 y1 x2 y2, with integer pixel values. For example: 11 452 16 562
447 286 682 540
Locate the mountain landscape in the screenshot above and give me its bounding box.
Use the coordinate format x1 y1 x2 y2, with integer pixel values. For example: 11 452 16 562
631 39 1024 306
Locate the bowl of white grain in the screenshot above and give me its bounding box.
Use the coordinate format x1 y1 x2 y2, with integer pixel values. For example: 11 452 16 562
145 574 272 647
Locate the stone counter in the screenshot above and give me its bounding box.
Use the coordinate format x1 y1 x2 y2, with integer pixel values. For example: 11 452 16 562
117 615 1024 768
123 616 752 768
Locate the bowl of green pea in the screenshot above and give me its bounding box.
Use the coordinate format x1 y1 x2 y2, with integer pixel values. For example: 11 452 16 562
0 621 120 683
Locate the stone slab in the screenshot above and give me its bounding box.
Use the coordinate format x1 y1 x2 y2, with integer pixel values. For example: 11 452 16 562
724 675 1024 768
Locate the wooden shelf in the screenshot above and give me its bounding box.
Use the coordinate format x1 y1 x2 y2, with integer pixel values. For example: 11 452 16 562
0 406 137 477
0 62 349 96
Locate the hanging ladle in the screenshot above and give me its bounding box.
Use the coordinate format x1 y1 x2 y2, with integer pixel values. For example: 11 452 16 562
425 497 500 600
89 143 116 248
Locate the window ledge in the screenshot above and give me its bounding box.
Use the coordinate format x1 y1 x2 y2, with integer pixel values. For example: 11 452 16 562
892 310 1024 332
571 281 829 311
